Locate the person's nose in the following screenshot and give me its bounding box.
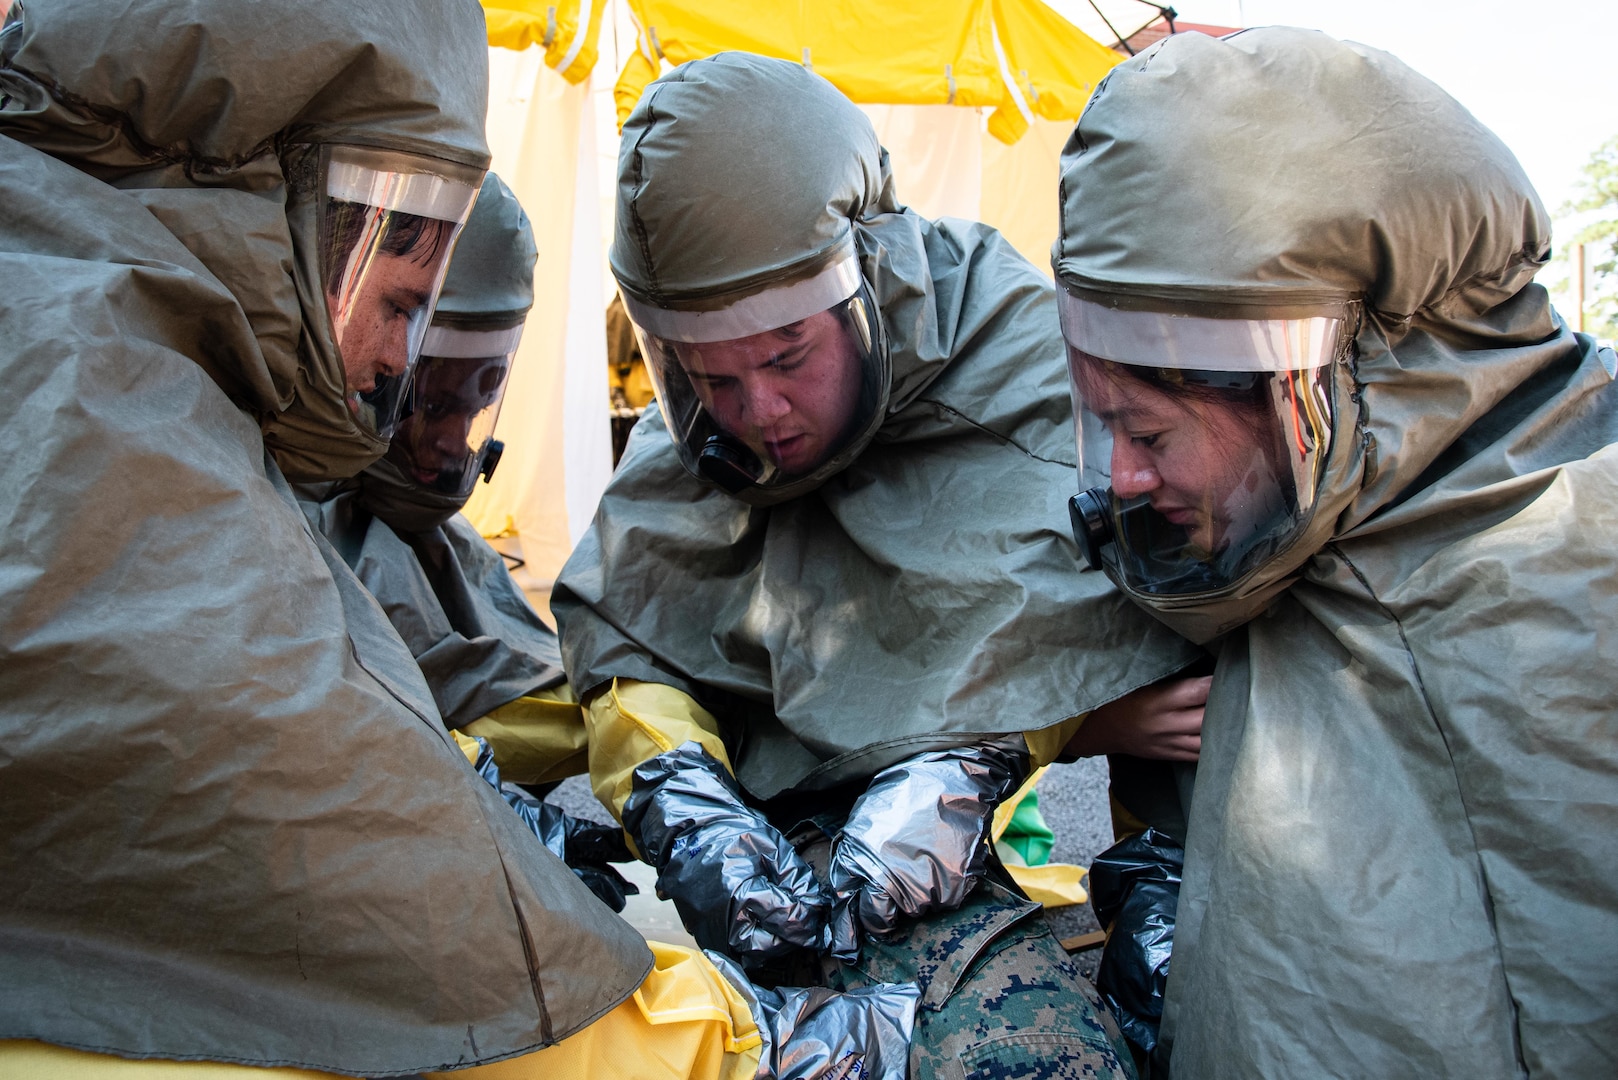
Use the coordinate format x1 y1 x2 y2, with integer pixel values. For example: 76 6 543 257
432 414 475 457
1111 439 1161 499
378 321 413 379
739 376 791 427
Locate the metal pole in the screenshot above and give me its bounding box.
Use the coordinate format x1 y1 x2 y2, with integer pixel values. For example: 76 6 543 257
1574 242 1586 333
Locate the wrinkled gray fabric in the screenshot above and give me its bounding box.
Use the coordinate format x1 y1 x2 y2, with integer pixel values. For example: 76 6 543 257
1055 28 1618 1078
434 170 537 327
556 56 1200 802
300 484 565 728
0 0 490 480
706 951 919 1080
466 736 638 913
829 737 1030 944
0 2 651 1072
624 742 835 964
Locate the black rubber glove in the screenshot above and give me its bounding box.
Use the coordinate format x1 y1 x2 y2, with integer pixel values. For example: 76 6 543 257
623 741 834 966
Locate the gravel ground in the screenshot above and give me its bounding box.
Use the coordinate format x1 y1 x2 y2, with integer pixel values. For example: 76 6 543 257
547 755 1116 978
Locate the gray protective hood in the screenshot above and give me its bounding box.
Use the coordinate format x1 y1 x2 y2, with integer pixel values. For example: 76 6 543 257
1051 28 1618 1078
0 0 491 481
301 485 566 728
1054 26 1566 642
610 53 907 504
0 3 649 1074
557 54 1200 800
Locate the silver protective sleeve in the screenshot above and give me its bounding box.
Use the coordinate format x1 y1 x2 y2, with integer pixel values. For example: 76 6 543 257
623 742 835 962
706 951 919 1080
830 736 1032 939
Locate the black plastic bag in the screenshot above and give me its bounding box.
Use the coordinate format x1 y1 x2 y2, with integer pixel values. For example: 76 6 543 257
1088 827 1183 1055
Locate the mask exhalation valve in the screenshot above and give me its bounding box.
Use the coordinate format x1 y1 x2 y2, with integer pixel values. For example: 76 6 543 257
1069 487 1113 571
697 435 764 494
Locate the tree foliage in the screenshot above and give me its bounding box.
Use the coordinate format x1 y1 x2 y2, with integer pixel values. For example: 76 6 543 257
1557 135 1618 340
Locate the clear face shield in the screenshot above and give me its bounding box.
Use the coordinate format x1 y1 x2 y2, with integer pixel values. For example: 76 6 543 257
382 322 521 499
319 145 482 440
1058 289 1343 598
620 253 887 495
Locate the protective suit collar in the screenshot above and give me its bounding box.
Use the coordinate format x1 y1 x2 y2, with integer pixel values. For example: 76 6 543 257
0 0 492 480
1053 27 1565 642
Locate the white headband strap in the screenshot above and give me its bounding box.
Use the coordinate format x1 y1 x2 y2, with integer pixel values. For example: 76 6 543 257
621 254 862 344
327 161 479 222
1059 290 1341 373
421 323 525 359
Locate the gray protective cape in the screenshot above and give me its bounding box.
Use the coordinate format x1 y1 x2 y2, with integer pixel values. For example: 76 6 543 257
555 53 1200 801
1055 29 1618 1077
0 2 649 1073
299 494 567 728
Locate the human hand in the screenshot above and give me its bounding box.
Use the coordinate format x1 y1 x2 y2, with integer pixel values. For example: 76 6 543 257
829 736 1030 946
623 742 834 965
1064 675 1210 762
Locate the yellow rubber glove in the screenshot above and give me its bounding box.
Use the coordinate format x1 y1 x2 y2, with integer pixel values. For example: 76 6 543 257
460 683 588 787
1022 712 1088 767
584 679 733 822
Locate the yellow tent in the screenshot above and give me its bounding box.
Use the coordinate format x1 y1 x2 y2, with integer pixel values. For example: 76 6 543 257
482 0 1121 143
471 0 1122 583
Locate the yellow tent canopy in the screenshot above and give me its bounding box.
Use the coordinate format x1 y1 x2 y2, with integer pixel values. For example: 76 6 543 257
481 0 1121 143
483 0 608 83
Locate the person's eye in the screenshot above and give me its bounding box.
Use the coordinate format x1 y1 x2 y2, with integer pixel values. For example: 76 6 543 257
1130 432 1162 449
767 349 807 372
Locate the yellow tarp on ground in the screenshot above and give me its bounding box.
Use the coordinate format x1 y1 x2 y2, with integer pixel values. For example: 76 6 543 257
485 0 1121 143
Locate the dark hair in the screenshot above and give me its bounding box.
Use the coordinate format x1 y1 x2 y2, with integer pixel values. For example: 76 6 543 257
320 200 453 293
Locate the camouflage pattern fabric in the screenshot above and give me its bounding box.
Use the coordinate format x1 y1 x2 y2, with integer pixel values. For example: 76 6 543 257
800 832 1136 1080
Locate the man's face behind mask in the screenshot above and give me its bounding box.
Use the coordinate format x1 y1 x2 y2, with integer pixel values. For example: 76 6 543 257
317 145 482 440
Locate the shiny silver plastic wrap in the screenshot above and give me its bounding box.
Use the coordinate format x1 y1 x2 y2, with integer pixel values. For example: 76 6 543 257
706 951 919 1080
829 737 1031 941
624 742 835 963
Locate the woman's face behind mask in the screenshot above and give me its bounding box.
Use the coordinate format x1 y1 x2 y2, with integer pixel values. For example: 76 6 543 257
1075 357 1288 557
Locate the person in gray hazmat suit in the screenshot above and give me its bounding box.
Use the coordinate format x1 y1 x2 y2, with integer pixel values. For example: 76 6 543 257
295 172 643 910
0 3 916 1078
554 52 1210 1080
1053 27 1618 1079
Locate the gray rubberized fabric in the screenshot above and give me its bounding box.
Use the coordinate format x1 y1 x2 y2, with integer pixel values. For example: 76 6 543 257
467 736 638 913
0 3 651 1074
706 951 919 1080
1055 28 1618 1078
0 0 490 481
624 743 835 964
556 55 1200 802
829 737 1031 942
299 485 566 728
434 171 537 328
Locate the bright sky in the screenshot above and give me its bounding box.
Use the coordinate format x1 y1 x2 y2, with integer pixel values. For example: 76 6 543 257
1151 0 1618 213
